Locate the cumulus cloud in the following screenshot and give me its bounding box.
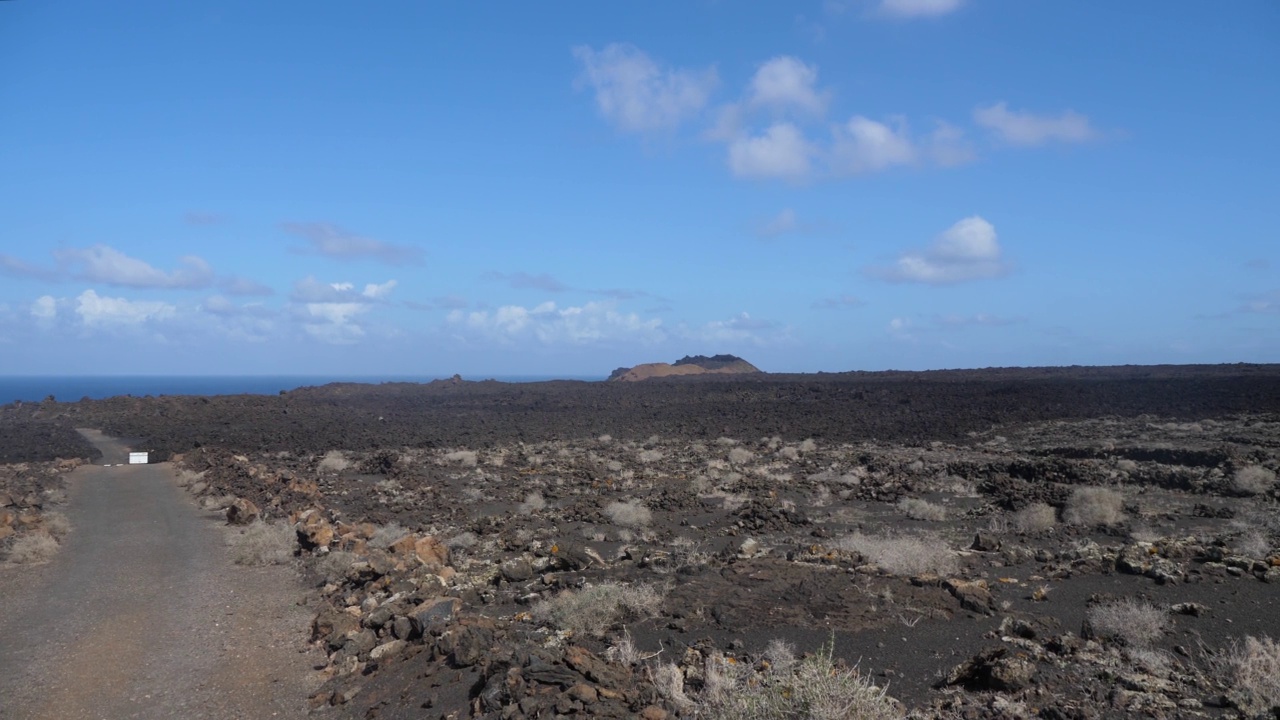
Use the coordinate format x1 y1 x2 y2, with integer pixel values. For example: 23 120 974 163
487 272 569 293
31 296 58 322
871 216 1010 285
879 0 963 18
52 245 214 290
449 301 664 346
688 312 780 345
283 222 424 265
973 102 1097 146
831 116 917 174
573 44 718 133
287 277 397 344
749 56 828 115
927 121 977 167
813 294 865 309
75 290 176 327
729 123 814 180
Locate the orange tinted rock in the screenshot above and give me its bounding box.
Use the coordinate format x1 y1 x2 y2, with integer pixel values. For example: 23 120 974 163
414 536 450 570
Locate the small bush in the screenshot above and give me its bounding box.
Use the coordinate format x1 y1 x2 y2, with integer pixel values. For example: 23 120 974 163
728 447 754 465
230 520 296 566
798 438 817 453
317 450 351 472
898 498 947 522
315 550 358 583
836 532 958 576
1064 487 1126 527
1012 503 1057 533
447 531 478 551
638 449 664 464
605 500 652 528
369 522 409 549
43 511 73 540
696 640 900 720
532 581 664 637
444 450 478 467
6 532 60 564
1219 635 1280 715
518 492 547 514
1087 598 1166 647
1234 465 1277 496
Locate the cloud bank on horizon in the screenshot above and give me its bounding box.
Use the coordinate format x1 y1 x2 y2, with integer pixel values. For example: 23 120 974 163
0 0 1275 375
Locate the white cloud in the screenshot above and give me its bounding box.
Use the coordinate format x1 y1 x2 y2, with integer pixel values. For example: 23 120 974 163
749 56 828 115
449 301 665 346
362 280 397 299
927 121 977 166
688 312 780 346
287 276 397 344
282 223 423 265
880 0 963 18
973 102 1097 146
75 290 176 327
831 116 917 174
31 296 58 321
872 216 1011 285
53 245 214 289
728 123 814 180
573 44 718 133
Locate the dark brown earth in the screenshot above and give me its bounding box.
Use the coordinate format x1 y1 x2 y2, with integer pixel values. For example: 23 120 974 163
2 364 1279 719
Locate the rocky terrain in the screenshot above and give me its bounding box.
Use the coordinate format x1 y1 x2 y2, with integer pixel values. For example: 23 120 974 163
2 364 1279 718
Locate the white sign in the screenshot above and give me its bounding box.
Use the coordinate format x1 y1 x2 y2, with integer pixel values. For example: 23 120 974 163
128 452 149 465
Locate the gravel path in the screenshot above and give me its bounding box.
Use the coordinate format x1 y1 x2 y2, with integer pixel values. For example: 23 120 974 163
0 431 323 719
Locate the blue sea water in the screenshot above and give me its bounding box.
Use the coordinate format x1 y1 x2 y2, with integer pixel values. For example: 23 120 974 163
0 375 605 405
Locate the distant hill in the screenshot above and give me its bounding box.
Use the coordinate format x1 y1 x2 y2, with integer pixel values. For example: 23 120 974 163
608 354 761 382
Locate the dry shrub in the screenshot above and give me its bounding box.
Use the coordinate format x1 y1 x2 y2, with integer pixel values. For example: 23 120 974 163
898 497 947 522
728 447 754 465
1233 465 1277 495
447 531 478 551
1218 636 1280 715
230 520 296 566
798 438 818 453
444 450 478 467
836 531 958 577
5 532 59 564
778 446 800 461
532 582 664 637
1012 503 1057 533
695 640 899 720
369 522 409 549
605 500 652 528
1087 598 1166 647
518 491 547 514
43 511 73 540
317 450 351 472
315 550 358 583
1064 487 1126 527
638 449 664 464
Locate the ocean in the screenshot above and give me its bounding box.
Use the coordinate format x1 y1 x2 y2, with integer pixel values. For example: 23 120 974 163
0 375 606 405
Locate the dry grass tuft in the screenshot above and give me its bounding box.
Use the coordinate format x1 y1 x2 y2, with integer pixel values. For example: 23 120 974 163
637 449 664 464
5 532 60 564
230 520 296 566
315 550 359 583
1233 465 1277 496
1012 503 1057 533
604 499 652 528
518 492 547 514
835 531 958 577
1217 635 1280 715
1064 487 1126 527
369 522 409 549
317 450 352 473
43 511 73 540
1087 598 1166 647
532 581 664 637
443 450 478 467
898 497 947 522
728 447 755 465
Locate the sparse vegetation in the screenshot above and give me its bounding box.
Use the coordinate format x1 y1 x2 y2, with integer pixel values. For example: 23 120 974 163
1233 465 1277 495
835 531 958 576
315 550 358 583
443 449 478 467
317 450 352 472
1217 635 1280 715
728 447 754 465
898 497 947 522
1012 502 1057 533
5 532 59 564
1087 598 1166 647
518 491 546 514
532 581 664 637
1064 486 1126 527
368 522 409 549
230 520 296 566
638 449 664 464
604 499 652 527
43 511 72 540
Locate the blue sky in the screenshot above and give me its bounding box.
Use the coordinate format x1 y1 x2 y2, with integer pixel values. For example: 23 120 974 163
1 1 1277 376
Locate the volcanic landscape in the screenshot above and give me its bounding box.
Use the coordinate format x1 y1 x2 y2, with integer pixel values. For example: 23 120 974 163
2 363 1279 719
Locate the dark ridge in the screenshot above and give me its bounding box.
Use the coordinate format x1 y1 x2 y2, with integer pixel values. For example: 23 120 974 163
672 354 750 369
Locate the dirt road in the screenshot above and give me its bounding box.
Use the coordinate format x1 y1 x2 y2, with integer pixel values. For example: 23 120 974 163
0 431 321 719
